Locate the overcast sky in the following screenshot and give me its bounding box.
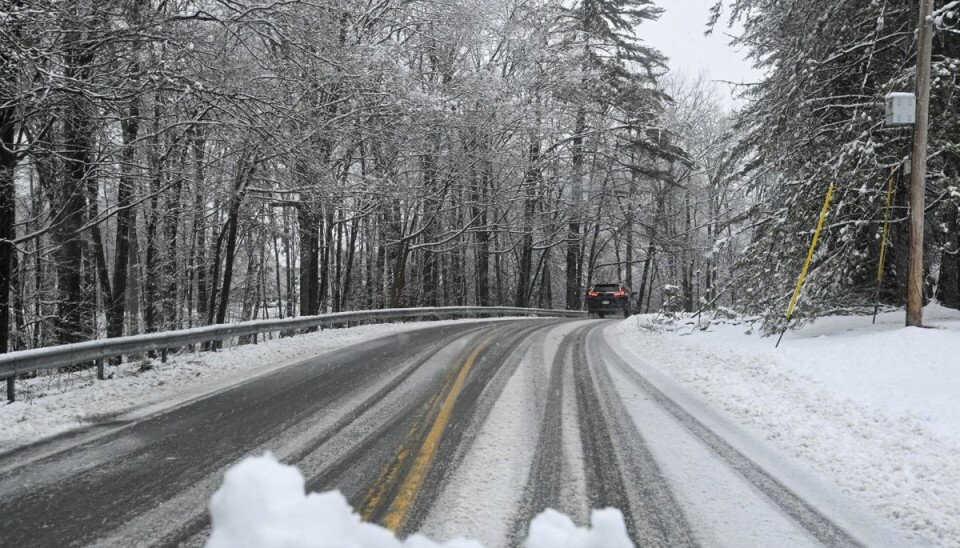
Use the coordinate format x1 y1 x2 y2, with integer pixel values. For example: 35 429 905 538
641 0 761 109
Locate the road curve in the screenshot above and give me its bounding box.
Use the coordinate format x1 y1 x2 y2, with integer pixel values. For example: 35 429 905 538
0 319 895 547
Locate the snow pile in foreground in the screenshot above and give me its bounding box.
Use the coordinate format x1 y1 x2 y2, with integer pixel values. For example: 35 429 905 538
206 453 632 548
524 509 632 548
613 303 960 547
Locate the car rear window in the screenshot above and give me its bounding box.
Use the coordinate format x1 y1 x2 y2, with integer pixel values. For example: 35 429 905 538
593 285 620 292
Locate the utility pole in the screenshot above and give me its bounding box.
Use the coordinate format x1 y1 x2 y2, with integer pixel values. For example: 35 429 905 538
907 0 934 327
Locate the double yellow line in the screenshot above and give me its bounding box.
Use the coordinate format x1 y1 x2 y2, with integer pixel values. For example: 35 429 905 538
360 336 491 531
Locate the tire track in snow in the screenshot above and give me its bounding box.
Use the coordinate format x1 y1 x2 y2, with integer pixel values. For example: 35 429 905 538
510 323 696 547
397 322 558 536
575 325 697 547
420 320 583 547
411 320 563 522
351 321 556 537
506 327 575 543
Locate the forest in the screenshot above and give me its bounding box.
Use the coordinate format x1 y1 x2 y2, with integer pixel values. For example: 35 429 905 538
1 0 959 353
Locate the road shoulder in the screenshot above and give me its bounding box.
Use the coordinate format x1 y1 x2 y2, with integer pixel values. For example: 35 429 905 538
602 320 944 547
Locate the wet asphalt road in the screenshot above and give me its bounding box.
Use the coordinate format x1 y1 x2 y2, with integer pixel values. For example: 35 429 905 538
0 319 869 547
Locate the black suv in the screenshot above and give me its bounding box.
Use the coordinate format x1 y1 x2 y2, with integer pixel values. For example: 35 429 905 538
586 283 631 318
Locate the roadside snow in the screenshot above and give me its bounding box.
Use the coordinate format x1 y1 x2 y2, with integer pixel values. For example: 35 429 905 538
206 453 633 548
602 361 822 547
612 304 960 547
0 319 523 453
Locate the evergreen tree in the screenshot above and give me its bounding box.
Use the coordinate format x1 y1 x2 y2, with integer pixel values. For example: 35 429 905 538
561 0 674 309
713 0 960 330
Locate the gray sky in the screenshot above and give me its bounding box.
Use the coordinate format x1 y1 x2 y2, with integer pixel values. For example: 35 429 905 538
641 0 761 109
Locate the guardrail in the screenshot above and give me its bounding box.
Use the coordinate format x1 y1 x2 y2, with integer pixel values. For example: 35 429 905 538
1 306 585 402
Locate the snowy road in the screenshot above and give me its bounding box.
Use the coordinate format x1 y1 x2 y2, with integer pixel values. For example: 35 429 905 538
0 319 903 547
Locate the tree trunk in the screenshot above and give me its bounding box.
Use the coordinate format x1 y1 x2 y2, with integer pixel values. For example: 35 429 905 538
143 97 165 333
215 153 257 325
284 206 296 316
374 217 386 309
86 174 112 323
389 242 410 308
332 210 343 312
319 207 334 313
126 206 141 336
637 243 655 314
473 164 491 306
566 106 586 310
681 192 694 312
891 169 911 304
240 238 258 322
270 209 284 319
364 219 373 309
585 205 603 291
192 130 209 323
0 159 13 353
937 201 960 308
340 215 359 311
106 107 139 343
516 139 540 307
624 203 634 290
0 0 24 355
539 249 552 308
56 44 96 344
143 149 160 333
298 205 320 316
386 201 410 308
160 145 187 329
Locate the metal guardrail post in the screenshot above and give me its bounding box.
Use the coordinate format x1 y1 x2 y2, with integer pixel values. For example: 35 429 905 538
97 358 104 381
6 377 13 403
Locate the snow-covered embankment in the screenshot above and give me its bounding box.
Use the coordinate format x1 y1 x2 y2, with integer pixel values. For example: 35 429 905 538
611 304 960 547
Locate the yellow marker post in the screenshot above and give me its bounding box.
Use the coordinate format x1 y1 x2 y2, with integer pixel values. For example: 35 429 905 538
777 183 835 347
873 167 898 324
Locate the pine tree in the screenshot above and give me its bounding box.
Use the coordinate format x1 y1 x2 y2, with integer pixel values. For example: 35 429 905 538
713 0 960 330
562 0 672 309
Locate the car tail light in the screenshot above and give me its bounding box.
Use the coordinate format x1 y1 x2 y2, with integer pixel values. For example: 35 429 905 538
614 290 626 297
588 291 599 297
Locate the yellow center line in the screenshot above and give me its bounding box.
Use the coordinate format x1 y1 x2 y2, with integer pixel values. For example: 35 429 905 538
359 385 447 521
381 338 491 531
359 444 411 521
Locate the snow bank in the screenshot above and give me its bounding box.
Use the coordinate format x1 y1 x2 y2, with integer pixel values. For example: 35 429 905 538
207 453 480 548
633 303 960 437
613 303 960 547
206 453 633 548
525 508 632 548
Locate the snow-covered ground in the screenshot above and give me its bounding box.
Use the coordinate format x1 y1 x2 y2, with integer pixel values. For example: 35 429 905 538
206 452 631 548
0 319 522 454
612 303 960 547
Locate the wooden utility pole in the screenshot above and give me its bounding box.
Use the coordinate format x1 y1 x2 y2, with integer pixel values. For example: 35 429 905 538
907 0 934 327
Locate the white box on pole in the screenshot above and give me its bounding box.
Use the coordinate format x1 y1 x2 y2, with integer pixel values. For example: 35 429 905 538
886 92 916 125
